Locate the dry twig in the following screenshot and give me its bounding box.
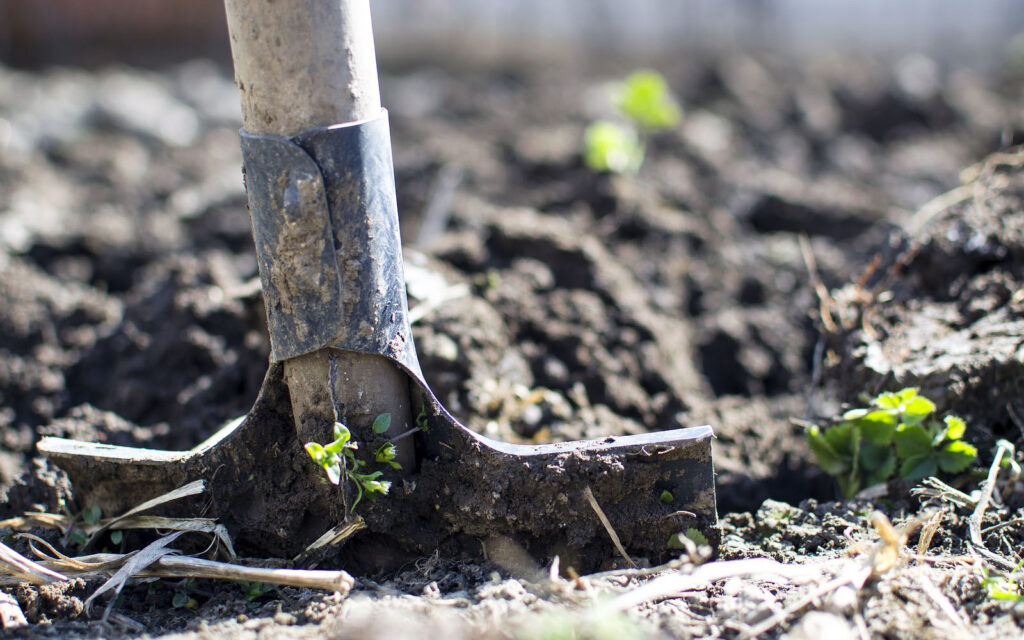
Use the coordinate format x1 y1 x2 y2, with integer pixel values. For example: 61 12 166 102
0 590 27 629
606 558 821 613
84 480 207 551
0 541 68 585
968 440 1017 570
583 486 636 568
11 533 353 594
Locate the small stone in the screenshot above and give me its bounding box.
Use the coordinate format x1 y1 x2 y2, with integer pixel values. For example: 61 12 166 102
825 585 859 616
422 581 441 599
782 611 856 640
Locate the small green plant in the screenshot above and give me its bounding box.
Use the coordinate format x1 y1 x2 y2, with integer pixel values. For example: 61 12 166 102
807 388 978 498
667 527 709 550
615 70 683 130
584 122 644 174
982 556 1024 603
238 580 273 602
82 505 102 526
68 504 103 547
305 415 394 512
583 70 681 174
172 578 198 609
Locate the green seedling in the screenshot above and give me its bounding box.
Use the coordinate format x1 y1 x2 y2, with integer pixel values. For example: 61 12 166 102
305 415 394 512
172 591 196 609
584 121 644 174
584 69 681 174
374 442 401 469
615 70 683 131
371 412 391 435
982 558 1024 602
239 580 273 602
807 388 978 498
172 578 198 609
68 504 103 548
667 527 709 550
415 404 430 432
82 505 102 526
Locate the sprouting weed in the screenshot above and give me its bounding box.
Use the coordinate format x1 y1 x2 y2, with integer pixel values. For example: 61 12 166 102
305 415 394 512
806 388 978 498
584 70 681 174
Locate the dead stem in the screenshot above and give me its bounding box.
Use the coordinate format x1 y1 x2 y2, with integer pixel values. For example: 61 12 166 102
797 234 837 333
0 541 68 585
293 516 367 564
582 486 636 568
0 591 27 629
968 440 1017 570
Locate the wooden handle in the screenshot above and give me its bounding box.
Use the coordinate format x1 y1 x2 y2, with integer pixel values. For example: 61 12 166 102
223 0 413 468
224 0 381 135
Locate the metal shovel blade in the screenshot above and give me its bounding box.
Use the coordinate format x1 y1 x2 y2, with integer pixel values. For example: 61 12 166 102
39 360 715 569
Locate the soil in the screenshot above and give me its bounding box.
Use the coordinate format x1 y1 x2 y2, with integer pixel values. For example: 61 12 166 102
2 52 1024 637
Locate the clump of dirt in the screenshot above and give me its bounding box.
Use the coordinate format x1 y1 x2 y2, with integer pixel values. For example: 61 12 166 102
824 151 1024 456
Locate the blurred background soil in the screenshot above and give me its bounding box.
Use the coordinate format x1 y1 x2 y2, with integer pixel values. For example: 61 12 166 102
3 2 1024 637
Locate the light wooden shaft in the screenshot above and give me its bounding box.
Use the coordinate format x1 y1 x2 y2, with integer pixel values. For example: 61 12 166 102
224 0 382 135
223 0 413 469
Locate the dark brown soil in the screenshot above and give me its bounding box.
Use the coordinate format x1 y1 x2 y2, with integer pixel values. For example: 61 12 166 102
2 53 1024 637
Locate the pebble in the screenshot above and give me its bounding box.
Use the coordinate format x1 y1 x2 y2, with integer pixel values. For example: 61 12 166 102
782 611 856 640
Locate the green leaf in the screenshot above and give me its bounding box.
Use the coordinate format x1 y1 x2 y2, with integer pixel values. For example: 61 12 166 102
855 410 898 444
82 505 102 526
667 533 687 550
333 422 351 442
986 578 1024 602
375 442 396 462
896 387 919 403
874 391 902 410
684 528 709 547
584 121 644 174
862 451 898 488
110 530 123 545
944 415 967 440
900 395 936 424
350 481 365 512
372 413 392 435
937 440 978 473
363 479 391 496
660 490 674 504
324 438 347 455
823 421 858 456
838 474 860 499
325 461 342 486
899 453 938 480
894 424 932 459
841 408 869 421
305 442 325 463
172 592 191 608
615 70 682 130
807 427 848 475
859 441 893 472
